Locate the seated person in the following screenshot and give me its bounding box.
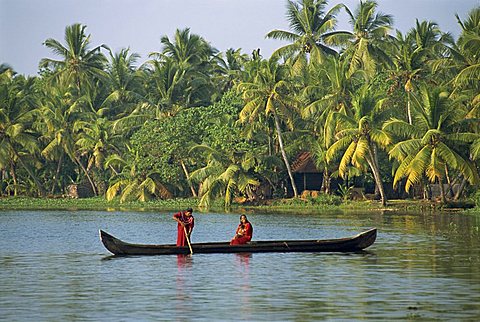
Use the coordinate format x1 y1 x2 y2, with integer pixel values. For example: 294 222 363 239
230 215 253 245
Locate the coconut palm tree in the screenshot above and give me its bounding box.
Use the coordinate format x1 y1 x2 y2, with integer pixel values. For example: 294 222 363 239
0 71 46 196
99 48 146 119
148 28 218 112
238 57 300 197
189 145 260 208
75 115 125 194
452 7 480 88
213 48 249 91
38 82 98 195
300 55 362 193
39 23 107 94
302 55 361 139
152 28 216 69
383 85 479 203
343 0 394 77
391 20 451 124
325 84 391 205
266 0 348 69
105 152 172 202
146 57 187 117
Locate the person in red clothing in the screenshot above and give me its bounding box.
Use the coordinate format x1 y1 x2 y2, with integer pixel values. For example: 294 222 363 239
172 208 194 247
230 214 253 245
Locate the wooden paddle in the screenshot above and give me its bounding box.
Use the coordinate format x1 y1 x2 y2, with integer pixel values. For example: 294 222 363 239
184 225 193 255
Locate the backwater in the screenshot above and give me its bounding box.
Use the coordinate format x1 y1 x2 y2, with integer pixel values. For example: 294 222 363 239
1 209 479 320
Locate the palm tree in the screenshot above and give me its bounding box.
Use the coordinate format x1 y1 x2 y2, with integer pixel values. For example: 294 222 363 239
391 20 451 124
105 152 172 202
238 57 300 197
301 55 361 193
39 23 107 94
452 7 480 88
38 82 98 195
148 28 218 112
100 48 146 119
343 0 394 77
213 48 249 91
189 145 260 208
326 84 391 205
152 28 216 70
266 0 348 68
0 70 46 196
146 57 186 117
75 115 125 195
302 55 361 138
383 85 479 203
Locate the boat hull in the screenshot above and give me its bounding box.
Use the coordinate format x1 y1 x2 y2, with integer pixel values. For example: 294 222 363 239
99 228 377 256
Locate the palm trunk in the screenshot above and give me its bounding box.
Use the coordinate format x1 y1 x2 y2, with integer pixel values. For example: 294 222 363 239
373 145 382 200
273 112 298 198
51 151 64 195
444 165 455 198
321 167 331 194
366 145 387 206
0 169 4 196
438 177 447 203
454 177 467 201
9 162 18 196
180 160 197 197
73 154 97 196
109 165 119 175
14 152 46 197
407 91 413 125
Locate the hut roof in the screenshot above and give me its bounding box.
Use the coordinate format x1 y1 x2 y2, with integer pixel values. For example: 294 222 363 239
291 152 319 173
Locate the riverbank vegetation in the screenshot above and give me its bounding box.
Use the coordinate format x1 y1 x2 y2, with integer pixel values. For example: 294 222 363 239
1 1 479 211
1 196 468 214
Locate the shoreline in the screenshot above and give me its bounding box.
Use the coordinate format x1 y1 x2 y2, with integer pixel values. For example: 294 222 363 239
0 196 476 214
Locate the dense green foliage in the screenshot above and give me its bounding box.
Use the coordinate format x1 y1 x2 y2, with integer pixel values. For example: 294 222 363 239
1 1 479 210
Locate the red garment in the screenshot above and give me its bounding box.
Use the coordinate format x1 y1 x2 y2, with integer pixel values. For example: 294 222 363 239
173 211 194 246
230 222 253 245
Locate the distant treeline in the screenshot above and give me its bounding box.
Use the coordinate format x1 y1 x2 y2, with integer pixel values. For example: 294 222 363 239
1 1 479 208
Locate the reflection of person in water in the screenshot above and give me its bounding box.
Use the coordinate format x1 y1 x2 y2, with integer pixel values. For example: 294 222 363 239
175 254 193 314
230 215 253 245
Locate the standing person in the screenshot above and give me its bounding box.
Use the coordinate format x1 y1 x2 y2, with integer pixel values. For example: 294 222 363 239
230 215 253 245
172 208 194 247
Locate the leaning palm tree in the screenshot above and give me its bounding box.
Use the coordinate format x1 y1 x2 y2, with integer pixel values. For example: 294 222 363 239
326 84 391 205
266 0 348 69
383 85 479 203
238 58 300 197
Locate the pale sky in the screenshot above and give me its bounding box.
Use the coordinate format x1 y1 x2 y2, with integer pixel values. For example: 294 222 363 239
1 0 479 76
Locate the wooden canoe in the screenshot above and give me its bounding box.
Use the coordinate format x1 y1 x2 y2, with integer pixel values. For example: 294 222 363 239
99 228 377 256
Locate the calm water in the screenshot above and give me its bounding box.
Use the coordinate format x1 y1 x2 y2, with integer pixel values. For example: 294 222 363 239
1 209 479 321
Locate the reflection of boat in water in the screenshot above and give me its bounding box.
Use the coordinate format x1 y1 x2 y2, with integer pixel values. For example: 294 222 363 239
99 228 377 256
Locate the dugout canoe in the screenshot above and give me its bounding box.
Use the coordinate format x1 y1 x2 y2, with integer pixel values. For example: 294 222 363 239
99 228 377 256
